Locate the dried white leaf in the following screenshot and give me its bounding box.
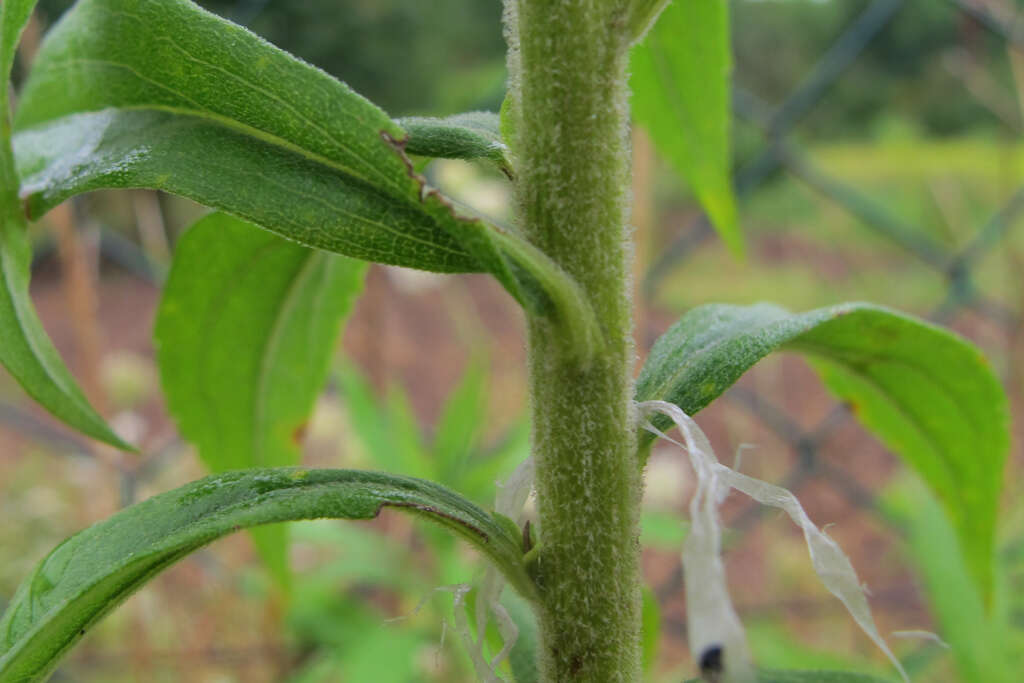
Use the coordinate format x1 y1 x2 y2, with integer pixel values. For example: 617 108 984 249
443 583 504 683
475 569 507 657
392 578 519 683
639 401 754 682
453 456 535 681
638 400 909 683
891 630 949 649
496 456 535 523
488 601 521 671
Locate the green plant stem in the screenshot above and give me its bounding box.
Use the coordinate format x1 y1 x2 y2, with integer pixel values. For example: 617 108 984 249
509 1 641 680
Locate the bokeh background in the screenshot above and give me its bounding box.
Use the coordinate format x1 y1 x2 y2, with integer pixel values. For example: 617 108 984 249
2 0 1023 681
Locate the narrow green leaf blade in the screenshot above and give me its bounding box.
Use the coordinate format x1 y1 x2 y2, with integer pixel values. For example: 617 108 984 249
0 468 537 682
0 0 129 449
154 213 366 584
12 0 600 359
883 478 1014 683
336 363 432 480
433 357 487 487
636 302 1008 603
0 217 131 449
630 0 741 256
685 672 894 683
0 1 36 89
503 589 539 683
398 112 511 174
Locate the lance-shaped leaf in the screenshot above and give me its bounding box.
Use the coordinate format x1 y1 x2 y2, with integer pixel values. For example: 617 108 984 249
154 213 367 585
1 1 36 82
636 302 1008 605
631 0 742 256
0 468 538 682
884 478 1014 683
398 112 511 176
11 0 600 359
0 0 128 449
502 589 540 683
684 673 893 683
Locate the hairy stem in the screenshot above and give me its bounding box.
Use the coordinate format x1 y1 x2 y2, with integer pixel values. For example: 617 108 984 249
506 1 641 680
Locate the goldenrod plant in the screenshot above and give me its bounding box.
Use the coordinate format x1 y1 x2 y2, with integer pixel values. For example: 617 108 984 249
0 1 1009 681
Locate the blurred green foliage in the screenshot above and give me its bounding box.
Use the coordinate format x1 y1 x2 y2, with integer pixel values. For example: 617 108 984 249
280 359 533 681
732 0 1011 139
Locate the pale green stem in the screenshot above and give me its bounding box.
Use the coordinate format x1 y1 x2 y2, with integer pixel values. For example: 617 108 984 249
507 1 641 680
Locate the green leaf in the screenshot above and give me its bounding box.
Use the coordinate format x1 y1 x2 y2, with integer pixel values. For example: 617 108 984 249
336 363 431 480
636 302 1009 604
154 213 366 585
757 673 895 683
630 0 741 256
0 468 538 682
398 112 511 175
0 0 129 449
156 214 365 470
1 1 36 90
433 356 488 488
459 419 531 506
14 107 469 270
882 477 1014 683
12 0 600 361
744 619 889 675
685 672 895 683
503 589 539 683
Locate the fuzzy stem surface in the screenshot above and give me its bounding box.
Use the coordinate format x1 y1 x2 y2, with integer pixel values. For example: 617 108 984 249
507 1 641 680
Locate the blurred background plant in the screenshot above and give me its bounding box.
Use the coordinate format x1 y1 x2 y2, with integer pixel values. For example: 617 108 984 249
1 0 1022 681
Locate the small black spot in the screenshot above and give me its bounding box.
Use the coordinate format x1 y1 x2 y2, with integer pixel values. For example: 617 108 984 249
699 644 724 681
79 629 85 636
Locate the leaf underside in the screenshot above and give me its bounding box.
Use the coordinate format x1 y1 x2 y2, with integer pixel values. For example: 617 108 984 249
0 468 535 683
636 302 1008 604
155 213 367 584
0 0 128 449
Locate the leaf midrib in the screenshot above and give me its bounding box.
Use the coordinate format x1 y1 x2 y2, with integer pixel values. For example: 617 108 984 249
22 56 384 191
89 1 397 186
17 105 473 261
252 251 324 467
641 311 787 403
